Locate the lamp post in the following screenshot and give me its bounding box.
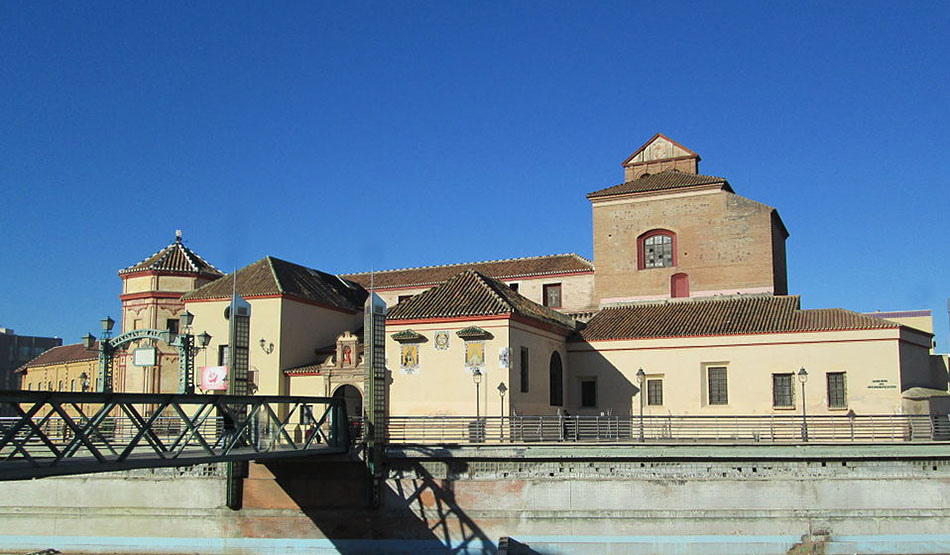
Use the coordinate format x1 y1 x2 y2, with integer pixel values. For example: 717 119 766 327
473 368 483 419
174 312 212 394
497 382 507 418
83 313 211 394
497 382 507 441
636 367 645 442
798 367 809 442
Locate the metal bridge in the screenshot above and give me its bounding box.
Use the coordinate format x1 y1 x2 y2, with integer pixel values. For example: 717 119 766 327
5 388 950 481
0 391 350 481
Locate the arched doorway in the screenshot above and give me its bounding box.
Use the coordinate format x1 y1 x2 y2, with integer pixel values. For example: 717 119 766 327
333 384 363 419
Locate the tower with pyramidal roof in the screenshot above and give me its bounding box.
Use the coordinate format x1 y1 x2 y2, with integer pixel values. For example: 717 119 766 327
115 231 223 393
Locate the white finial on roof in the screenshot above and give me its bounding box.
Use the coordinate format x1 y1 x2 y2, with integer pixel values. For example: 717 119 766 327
175 229 182 242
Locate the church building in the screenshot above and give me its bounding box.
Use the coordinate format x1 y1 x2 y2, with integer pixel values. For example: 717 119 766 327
21 134 943 423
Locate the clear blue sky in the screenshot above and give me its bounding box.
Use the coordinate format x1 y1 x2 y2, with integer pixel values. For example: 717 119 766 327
2 2 948 350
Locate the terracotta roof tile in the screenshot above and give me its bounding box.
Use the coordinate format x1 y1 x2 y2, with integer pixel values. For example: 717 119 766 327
341 253 593 290
388 270 576 332
587 169 730 200
15 342 99 373
575 296 901 342
184 256 367 313
120 235 223 278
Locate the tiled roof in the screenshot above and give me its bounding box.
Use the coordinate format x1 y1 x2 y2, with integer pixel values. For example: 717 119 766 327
587 169 730 200
341 253 593 290
15 342 99 373
575 296 902 342
120 235 223 278
184 256 368 313
388 270 576 332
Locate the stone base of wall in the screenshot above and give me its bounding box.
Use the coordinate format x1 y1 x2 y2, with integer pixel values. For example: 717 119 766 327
2 455 950 554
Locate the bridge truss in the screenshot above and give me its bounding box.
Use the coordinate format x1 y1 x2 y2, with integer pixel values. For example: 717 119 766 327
0 391 350 481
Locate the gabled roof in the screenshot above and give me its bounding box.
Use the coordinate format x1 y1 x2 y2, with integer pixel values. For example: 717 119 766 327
341 253 593 290
387 270 576 332
587 169 731 200
184 256 368 313
15 342 99 373
119 234 223 278
622 133 700 166
574 295 903 342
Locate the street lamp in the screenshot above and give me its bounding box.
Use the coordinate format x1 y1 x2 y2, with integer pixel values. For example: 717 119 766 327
636 368 646 442
180 311 194 329
497 382 507 418
100 316 115 337
497 382 508 442
472 368 483 419
798 367 809 442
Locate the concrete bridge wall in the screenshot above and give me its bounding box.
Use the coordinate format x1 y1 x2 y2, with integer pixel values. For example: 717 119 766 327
2 447 950 554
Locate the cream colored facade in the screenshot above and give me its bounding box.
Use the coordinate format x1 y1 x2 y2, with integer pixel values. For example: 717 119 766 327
184 296 363 397
567 327 935 417
386 317 571 417
20 357 96 393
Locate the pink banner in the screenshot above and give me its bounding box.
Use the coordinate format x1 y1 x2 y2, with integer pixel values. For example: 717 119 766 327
200 365 228 391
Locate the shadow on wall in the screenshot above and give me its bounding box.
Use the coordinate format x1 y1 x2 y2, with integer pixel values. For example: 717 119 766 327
251 452 498 554
568 348 639 417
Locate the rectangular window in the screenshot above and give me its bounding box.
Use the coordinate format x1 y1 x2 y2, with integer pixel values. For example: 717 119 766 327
166 318 180 335
397 295 413 304
543 283 562 308
707 366 728 405
827 372 847 409
218 344 230 367
647 379 663 406
509 283 519 293
772 373 794 408
581 379 597 407
520 347 529 393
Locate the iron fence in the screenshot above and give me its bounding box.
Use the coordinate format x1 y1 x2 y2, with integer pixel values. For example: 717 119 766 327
385 413 950 444
0 391 349 480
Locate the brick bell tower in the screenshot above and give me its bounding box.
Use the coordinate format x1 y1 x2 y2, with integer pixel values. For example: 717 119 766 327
116 231 223 393
589 134 789 306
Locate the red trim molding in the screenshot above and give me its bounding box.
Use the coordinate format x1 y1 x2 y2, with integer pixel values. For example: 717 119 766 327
120 270 203 280
120 291 185 302
569 335 897 354
570 327 900 346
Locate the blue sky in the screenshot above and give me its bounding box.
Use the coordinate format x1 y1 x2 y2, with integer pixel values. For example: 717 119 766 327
1 2 948 350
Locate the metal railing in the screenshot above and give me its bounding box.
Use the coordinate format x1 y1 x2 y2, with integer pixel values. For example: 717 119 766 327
385 414 950 444
0 391 350 480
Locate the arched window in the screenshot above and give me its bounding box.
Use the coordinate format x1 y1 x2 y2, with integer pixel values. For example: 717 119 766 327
549 352 563 406
638 229 676 269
